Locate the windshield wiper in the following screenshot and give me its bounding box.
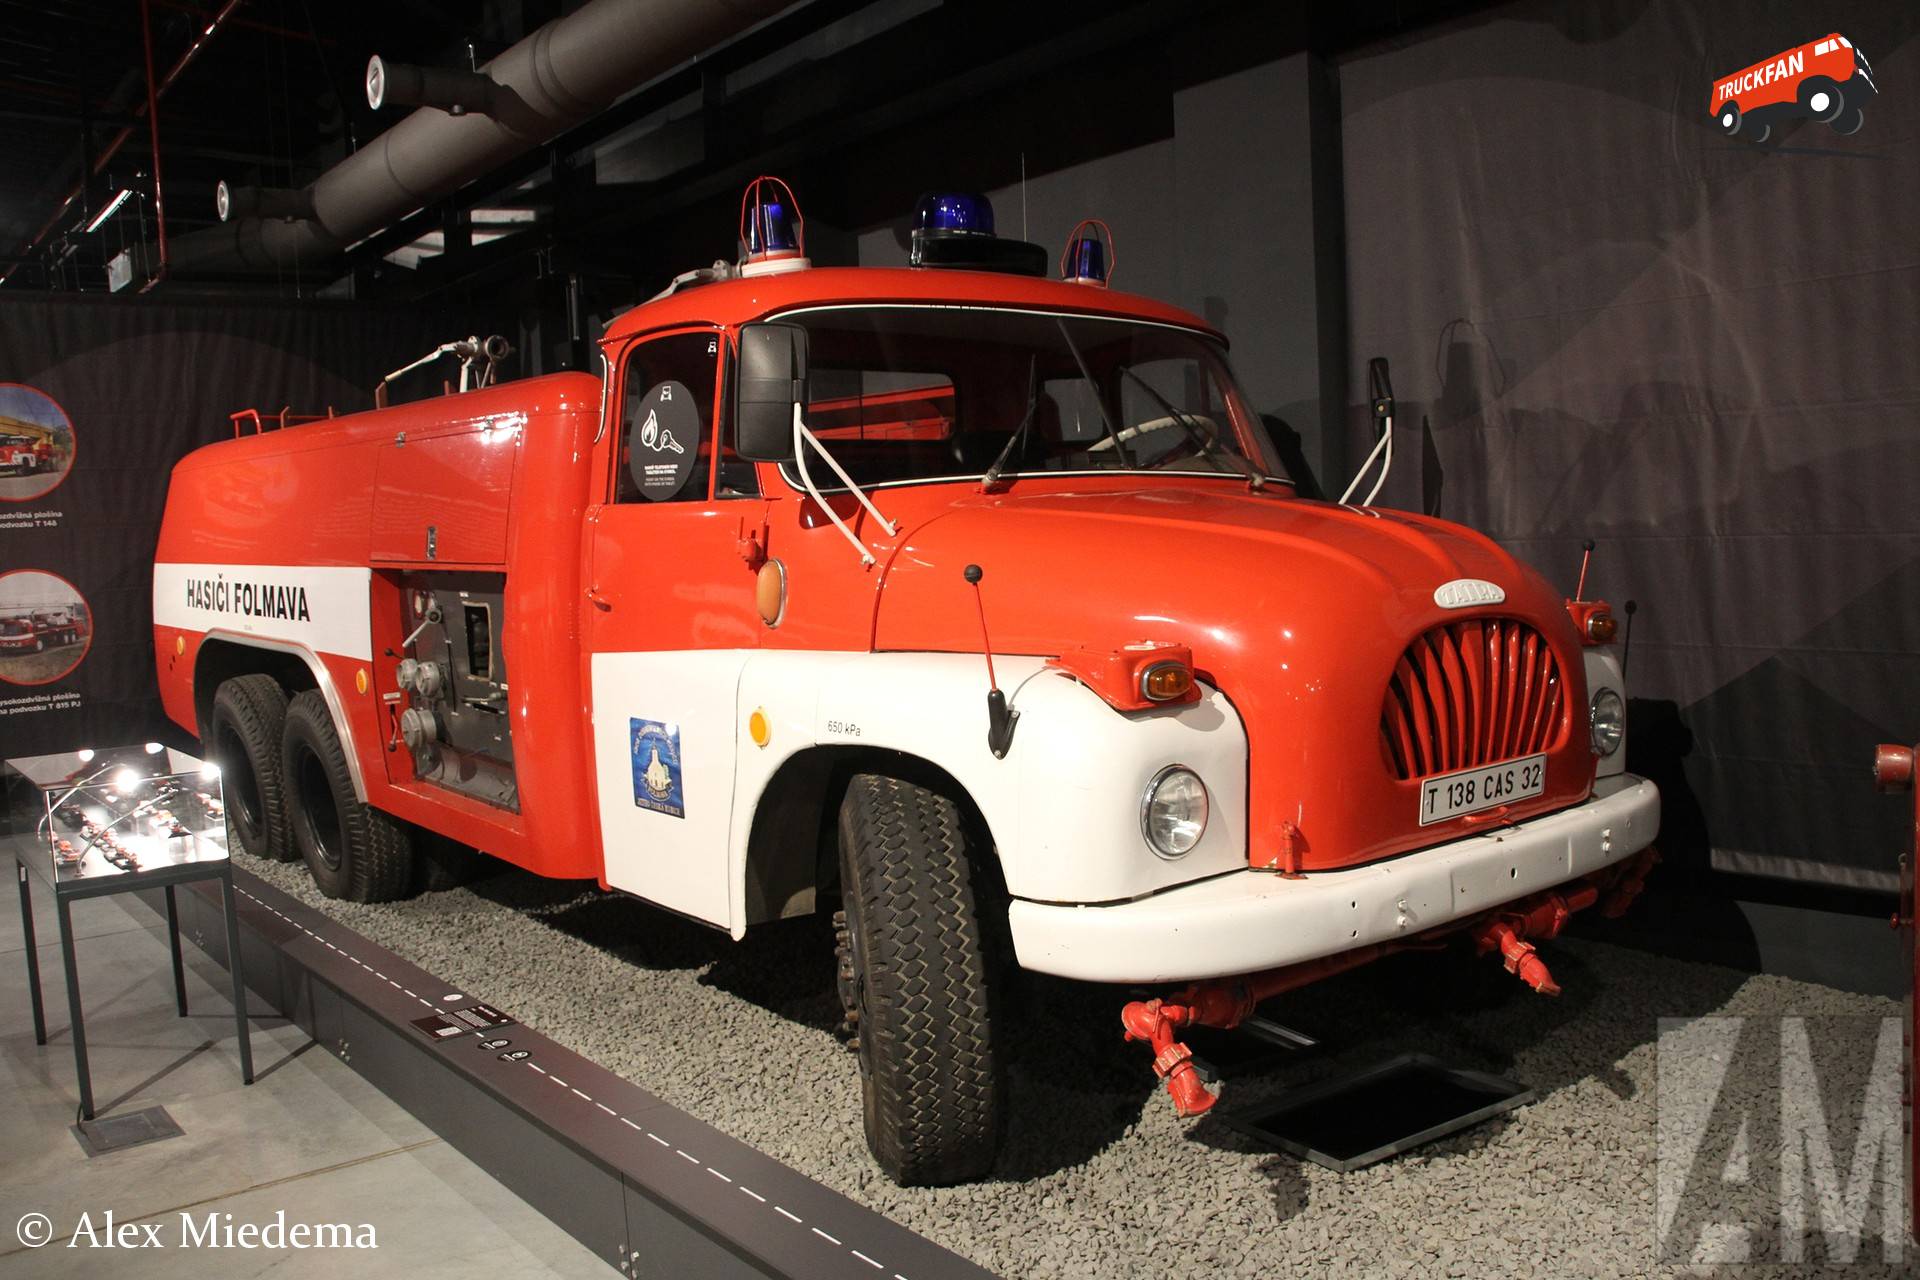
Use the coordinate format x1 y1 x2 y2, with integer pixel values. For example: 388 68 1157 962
1115 364 1266 491
1054 318 1133 468
981 356 1040 491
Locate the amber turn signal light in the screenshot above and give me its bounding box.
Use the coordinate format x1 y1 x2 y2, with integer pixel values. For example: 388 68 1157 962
1565 599 1616 647
1141 660 1194 703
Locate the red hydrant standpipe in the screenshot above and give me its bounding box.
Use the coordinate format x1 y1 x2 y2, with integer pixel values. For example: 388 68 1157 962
1121 861 1655 1117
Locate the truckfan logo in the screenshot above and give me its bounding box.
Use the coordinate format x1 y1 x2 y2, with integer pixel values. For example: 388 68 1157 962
629 718 686 818
1711 33 1878 143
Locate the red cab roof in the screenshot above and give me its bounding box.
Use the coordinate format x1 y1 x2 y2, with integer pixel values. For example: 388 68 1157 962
599 265 1222 347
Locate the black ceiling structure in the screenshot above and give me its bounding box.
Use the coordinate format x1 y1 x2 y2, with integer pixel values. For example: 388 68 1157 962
0 0 1502 310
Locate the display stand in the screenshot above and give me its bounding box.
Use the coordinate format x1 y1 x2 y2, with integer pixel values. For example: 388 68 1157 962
4 745 253 1120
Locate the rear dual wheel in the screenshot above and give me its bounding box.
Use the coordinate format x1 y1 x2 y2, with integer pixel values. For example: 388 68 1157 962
209 674 295 861
282 690 415 902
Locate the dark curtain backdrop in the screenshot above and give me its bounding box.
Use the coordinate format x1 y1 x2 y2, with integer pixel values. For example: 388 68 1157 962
1339 0 1920 889
0 295 476 758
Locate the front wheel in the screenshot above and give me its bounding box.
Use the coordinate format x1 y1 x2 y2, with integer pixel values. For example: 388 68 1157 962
282 690 415 902
836 773 1003 1186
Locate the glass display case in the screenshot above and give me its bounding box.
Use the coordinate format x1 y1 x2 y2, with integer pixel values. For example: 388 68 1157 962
6 744 229 885
5 743 252 1121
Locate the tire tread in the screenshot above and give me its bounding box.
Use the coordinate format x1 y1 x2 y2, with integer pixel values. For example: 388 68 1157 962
283 689 414 902
839 773 1002 1186
210 674 293 861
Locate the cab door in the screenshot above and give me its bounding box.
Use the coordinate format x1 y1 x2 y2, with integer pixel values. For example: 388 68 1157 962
583 328 765 928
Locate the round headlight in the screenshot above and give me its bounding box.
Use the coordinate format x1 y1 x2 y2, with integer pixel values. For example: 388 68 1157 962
1590 688 1624 757
1142 765 1208 858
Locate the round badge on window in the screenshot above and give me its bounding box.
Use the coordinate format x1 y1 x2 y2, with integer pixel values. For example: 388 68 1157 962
630 380 699 500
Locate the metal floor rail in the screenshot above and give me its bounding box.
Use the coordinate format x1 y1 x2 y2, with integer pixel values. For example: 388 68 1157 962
145 866 998 1280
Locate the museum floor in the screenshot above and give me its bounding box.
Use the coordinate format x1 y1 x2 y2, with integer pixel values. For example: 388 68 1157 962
239 854 1905 1279
0 846 605 1279
3 837 1908 1279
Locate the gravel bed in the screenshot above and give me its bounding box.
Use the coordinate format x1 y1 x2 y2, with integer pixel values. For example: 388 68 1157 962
244 854 1904 1279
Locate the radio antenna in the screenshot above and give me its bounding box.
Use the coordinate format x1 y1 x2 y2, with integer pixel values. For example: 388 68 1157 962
1573 539 1595 602
964 565 1018 758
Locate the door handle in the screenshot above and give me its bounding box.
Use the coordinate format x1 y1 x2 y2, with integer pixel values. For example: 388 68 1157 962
586 585 612 611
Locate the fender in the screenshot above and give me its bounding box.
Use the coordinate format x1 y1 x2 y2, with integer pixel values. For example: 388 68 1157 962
727 650 1250 936
197 631 369 801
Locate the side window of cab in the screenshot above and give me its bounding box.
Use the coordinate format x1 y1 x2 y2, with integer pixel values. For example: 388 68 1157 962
615 332 718 503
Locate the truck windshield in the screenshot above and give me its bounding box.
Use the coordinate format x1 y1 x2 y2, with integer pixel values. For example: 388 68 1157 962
775 305 1280 490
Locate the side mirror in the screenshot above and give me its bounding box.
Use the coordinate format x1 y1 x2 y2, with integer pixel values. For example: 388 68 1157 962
734 322 807 462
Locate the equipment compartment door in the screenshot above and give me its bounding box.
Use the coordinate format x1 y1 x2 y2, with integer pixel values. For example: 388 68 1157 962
583 328 761 929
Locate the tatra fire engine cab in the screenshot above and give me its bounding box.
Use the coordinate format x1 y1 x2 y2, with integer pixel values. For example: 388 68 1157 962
154 179 1659 1186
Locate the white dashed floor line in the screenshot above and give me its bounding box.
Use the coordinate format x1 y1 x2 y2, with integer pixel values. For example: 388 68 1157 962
237 883 912 1280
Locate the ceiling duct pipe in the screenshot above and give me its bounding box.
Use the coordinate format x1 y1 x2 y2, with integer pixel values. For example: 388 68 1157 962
216 181 318 222
365 55 498 116
168 0 792 273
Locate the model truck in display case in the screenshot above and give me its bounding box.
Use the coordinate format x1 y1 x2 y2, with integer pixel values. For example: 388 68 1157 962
153 180 1660 1186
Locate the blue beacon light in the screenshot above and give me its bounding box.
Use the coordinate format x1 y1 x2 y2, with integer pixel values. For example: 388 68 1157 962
738 175 809 277
914 192 995 236
747 199 798 255
1061 218 1113 287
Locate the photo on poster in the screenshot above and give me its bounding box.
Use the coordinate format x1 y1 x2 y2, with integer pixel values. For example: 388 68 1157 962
0 383 77 504
0 569 93 687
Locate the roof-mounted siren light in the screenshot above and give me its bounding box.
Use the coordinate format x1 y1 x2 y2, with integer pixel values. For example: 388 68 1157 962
1061 219 1114 287
738 176 809 278
909 192 1049 275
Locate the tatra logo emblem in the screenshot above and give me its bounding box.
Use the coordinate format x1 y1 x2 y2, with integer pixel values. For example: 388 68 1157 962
1433 578 1506 609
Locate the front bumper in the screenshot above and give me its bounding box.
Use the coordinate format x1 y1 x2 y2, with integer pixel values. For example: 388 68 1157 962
1009 772 1659 983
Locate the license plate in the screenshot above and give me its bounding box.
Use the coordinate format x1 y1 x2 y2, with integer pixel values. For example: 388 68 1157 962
1418 754 1546 826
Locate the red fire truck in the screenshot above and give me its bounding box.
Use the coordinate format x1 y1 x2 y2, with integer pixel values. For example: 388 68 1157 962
0 432 53 476
1711 32 1878 142
154 181 1660 1185
0 608 84 653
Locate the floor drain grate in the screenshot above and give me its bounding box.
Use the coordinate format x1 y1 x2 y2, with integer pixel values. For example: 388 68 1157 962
71 1105 185 1157
1222 1052 1533 1173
